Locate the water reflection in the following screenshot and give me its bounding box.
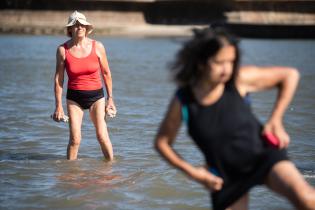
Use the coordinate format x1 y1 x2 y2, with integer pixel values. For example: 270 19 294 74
56 160 121 190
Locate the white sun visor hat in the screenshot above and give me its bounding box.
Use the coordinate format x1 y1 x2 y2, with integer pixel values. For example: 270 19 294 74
66 11 93 34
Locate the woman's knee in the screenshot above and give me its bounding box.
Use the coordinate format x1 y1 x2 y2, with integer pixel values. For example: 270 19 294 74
96 132 109 143
95 126 109 141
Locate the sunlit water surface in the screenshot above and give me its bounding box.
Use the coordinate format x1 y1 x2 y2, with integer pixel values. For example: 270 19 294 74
0 35 314 210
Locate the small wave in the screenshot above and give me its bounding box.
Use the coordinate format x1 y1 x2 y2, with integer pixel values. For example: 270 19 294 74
0 150 64 161
302 169 315 179
304 174 315 178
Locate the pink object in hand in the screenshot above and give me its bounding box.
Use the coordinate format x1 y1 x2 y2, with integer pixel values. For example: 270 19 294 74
263 132 280 148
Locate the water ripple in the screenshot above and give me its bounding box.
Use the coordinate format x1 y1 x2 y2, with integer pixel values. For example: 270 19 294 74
0 35 314 210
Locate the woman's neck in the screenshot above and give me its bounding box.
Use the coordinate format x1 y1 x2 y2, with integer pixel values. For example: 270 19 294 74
71 36 87 47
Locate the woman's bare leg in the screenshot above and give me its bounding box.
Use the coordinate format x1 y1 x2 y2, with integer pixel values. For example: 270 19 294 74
226 193 249 210
89 98 114 161
265 160 315 210
67 100 84 160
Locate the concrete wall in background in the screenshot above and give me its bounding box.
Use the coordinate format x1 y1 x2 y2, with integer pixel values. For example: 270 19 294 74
1 0 315 38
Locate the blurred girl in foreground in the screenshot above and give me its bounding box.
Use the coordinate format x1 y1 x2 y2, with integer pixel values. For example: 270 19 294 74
155 27 315 210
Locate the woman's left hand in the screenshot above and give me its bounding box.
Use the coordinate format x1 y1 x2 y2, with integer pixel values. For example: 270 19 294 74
263 120 290 149
105 98 117 118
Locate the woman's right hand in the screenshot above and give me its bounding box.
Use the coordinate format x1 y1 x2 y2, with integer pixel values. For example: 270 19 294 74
190 167 224 192
52 107 65 122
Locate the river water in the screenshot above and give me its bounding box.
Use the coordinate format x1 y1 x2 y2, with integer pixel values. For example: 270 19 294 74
0 35 314 210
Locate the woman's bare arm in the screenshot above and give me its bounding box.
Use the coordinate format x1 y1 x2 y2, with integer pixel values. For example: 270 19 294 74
95 41 116 113
53 45 66 121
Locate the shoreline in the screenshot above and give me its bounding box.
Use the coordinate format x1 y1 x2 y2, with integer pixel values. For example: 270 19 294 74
0 10 202 37
1 10 315 38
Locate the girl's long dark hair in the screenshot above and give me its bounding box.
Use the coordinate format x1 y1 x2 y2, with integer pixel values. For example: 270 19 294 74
170 27 240 88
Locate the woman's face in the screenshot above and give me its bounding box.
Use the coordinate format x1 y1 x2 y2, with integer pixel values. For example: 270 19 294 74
205 45 236 84
71 21 87 38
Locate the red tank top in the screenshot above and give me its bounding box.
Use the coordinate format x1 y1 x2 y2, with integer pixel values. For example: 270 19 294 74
64 40 102 90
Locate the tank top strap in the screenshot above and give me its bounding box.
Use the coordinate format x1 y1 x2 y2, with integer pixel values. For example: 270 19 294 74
225 80 237 92
225 81 252 106
91 40 97 56
63 42 70 58
176 87 192 104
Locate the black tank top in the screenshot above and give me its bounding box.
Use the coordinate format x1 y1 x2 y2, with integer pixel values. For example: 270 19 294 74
176 83 265 180
177 83 289 210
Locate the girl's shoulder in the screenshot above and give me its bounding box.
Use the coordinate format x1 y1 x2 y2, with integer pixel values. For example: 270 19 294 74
175 87 191 105
236 65 259 96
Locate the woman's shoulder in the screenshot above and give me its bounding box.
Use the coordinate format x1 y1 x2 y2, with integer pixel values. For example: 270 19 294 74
57 40 71 52
93 40 105 50
56 40 71 59
93 40 106 57
57 44 66 56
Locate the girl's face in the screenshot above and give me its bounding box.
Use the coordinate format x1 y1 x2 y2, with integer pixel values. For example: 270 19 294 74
71 21 87 38
205 45 236 84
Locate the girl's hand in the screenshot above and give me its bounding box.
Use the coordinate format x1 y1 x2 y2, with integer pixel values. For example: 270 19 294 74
263 120 290 149
190 167 223 192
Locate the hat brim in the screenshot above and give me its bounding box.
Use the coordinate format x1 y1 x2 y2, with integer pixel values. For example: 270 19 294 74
66 18 92 27
66 19 93 34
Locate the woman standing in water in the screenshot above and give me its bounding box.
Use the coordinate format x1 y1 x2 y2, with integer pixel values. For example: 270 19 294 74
155 27 315 209
53 11 116 161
